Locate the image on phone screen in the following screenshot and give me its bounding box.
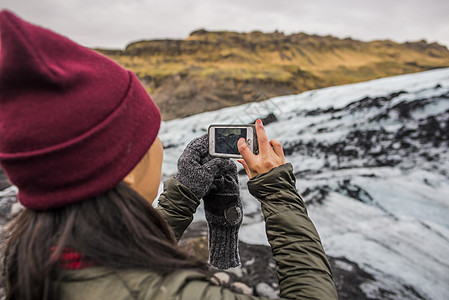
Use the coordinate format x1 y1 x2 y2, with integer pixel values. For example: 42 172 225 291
215 128 247 155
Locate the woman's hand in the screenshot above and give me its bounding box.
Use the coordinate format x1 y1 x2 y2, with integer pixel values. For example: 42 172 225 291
237 119 286 179
175 134 231 200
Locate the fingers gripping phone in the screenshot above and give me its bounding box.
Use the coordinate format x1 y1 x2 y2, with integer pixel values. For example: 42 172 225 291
208 124 258 158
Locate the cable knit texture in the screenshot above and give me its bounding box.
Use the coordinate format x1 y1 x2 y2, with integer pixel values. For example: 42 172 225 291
175 135 228 200
203 157 242 269
175 134 242 269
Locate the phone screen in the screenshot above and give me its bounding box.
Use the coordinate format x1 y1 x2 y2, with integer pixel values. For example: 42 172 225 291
215 128 247 155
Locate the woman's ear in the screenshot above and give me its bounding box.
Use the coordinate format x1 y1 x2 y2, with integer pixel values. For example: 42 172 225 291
123 172 135 186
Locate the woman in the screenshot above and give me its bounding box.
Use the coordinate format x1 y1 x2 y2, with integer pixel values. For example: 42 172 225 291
0 10 338 300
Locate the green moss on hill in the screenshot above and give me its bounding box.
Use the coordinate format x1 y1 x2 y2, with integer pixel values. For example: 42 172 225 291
96 31 449 120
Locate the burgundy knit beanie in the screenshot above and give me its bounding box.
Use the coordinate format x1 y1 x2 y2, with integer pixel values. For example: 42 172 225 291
0 10 161 210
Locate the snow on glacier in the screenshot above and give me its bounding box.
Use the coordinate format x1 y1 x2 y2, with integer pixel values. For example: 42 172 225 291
158 68 449 300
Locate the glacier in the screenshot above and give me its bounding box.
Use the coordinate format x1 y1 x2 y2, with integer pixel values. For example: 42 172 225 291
158 68 449 300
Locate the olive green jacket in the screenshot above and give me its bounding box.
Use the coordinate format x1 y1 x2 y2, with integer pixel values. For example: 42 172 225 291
58 164 338 299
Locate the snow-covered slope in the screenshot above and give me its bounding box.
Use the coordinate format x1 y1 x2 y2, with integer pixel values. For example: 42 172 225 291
158 68 449 300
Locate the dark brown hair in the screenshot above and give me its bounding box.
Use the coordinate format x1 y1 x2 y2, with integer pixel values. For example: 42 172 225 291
2 182 207 300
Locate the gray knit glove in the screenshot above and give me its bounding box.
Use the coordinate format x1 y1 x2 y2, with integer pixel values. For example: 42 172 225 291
203 159 242 269
174 134 229 200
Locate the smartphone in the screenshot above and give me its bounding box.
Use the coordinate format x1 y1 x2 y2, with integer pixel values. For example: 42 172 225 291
208 124 258 158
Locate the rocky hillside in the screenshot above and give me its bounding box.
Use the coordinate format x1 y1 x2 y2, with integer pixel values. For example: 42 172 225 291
97 30 449 120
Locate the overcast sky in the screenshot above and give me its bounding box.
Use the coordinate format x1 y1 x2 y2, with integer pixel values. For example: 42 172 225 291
2 0 449 49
